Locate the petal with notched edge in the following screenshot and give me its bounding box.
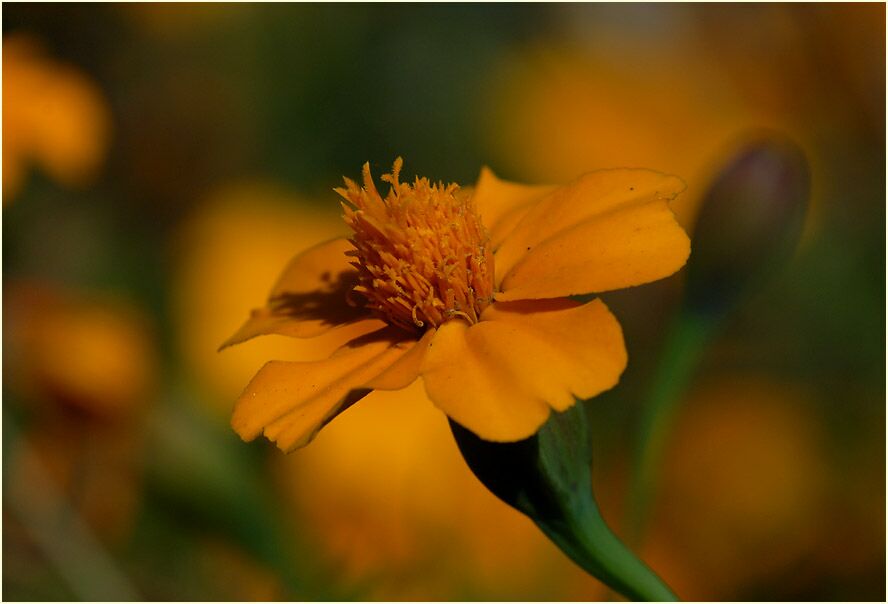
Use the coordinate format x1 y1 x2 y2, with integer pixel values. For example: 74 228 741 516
420 298 626 442
497 195 691 301
232 332 423 452
493 169 688 298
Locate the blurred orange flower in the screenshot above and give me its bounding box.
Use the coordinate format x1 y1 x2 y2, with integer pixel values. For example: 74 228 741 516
644 376 829 599
481 41 825 235
224 158 690 451
5 282 157 543
2 34 111 201
482 45 754 228
5 282 156 417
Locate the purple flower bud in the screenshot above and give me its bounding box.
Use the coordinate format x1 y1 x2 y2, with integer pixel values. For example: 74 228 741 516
685 137 810 316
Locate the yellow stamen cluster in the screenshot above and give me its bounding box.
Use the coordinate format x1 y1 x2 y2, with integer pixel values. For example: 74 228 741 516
337 158 495 333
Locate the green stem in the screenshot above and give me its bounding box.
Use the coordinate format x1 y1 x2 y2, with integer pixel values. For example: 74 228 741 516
537 487 677 601
627 309 717 542
450 404 679 601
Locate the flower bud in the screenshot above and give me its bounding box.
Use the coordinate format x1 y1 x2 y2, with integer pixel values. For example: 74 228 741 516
685 137 810 316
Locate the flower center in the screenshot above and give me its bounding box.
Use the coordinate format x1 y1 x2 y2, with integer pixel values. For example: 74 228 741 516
338 158 495 333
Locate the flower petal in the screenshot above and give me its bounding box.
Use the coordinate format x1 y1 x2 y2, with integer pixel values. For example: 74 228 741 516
220 238 369 349
498 198 691 301
473 167 557 248
493 169 689 299
420 298 626 442
232 333 420 452
365 327 436 390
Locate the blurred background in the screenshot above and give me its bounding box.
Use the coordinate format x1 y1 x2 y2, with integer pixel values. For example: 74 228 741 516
2 3 884 601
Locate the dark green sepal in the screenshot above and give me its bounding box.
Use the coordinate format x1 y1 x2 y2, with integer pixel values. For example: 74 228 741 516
450 404 677 602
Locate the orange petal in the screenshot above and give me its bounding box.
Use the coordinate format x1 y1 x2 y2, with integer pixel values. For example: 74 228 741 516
365 327 436 390
420 298 626 442
232 334 419 452
473 167 557 248
220 238 368 349
498 198 691 301
494 169 689 300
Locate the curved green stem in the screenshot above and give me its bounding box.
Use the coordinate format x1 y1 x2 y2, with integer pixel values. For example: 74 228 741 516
537 488 677 601
450 406 678 602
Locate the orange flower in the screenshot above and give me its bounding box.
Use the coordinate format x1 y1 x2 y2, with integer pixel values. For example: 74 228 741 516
224 159 690 451
5 281 156 543
3 34 110 201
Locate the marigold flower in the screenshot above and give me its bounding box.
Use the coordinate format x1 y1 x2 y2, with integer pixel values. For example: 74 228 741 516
224 159 690 451
3 34 110 201
5 281 156 543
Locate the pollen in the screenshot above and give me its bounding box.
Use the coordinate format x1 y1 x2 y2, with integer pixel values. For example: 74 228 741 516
337 158 495 333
